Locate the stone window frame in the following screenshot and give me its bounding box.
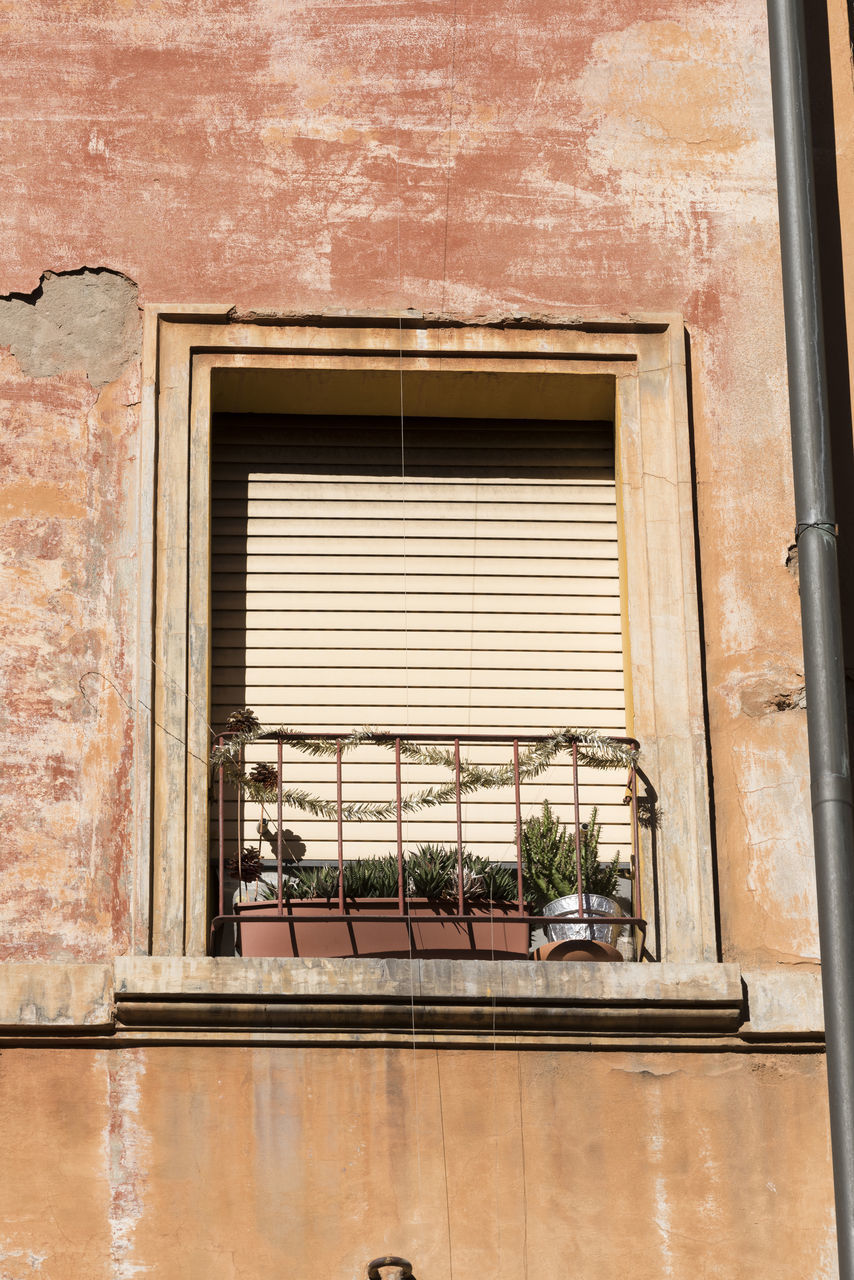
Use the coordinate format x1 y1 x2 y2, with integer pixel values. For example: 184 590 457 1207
134 307 716 965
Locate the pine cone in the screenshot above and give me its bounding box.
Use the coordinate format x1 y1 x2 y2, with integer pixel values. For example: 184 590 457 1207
225 847 264 882
225 707 261 735
249 761 278 791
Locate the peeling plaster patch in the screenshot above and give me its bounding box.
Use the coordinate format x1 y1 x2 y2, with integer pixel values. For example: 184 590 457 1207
785 542 799 583
0 269 139 388
106 1053 152 1278
613 1060 681 1078
0 351 138 957
649 1107 675 1279
717 655 807 719
770 686 807 712
732 734 820 955
88 129 109 159
0 1248 47 1274
744 967 824 1033
574 13 777 230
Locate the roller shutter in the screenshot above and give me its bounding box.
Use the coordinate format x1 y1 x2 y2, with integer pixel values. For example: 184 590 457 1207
211 414 629 862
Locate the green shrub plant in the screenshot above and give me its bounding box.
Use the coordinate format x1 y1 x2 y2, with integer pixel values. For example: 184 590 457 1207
520 801 620 911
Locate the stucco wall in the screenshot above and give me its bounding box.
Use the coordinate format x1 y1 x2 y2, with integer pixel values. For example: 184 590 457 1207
0 1 840 1271
0 0 815 965
0 1044 835 1279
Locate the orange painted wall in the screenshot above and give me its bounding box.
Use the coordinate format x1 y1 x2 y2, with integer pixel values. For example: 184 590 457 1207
0 1045 836 1279
0 2 845 1272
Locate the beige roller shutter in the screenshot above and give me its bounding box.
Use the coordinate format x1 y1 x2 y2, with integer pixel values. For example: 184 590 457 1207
211 414 629 863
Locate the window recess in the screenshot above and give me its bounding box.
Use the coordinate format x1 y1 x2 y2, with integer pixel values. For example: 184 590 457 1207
210 414 630 860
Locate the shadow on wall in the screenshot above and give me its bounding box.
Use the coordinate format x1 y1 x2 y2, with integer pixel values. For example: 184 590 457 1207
806 5 854 744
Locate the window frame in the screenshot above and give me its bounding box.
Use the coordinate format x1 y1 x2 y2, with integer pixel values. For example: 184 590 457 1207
136 310 715 963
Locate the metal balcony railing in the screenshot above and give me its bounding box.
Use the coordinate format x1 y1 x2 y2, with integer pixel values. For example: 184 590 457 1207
210 730 647 959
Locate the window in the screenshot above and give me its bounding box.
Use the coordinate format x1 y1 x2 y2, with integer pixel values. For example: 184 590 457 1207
138 313 714 963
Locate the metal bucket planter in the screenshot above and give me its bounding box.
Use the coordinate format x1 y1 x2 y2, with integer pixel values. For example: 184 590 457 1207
542 894 623 946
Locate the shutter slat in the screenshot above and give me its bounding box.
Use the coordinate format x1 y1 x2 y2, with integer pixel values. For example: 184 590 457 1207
215 630 626 652
215 648 626 671
215 553 622 576
211 705 630 729
213 592 624 614
216 612 624 633
214 537 621 559
218 500 619 521
214 517 619 538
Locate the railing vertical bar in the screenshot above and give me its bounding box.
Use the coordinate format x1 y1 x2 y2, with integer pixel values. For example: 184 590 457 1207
631 760 641 954
237 743 244 899
455 738 464 917
217 735 224 918
396 738 405 914
276 737 283 914
337 739 345 912
572 742 584 919
513 739 524 914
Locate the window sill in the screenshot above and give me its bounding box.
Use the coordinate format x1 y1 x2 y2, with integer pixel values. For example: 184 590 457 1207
114 956 744 1038
0 959 823 1045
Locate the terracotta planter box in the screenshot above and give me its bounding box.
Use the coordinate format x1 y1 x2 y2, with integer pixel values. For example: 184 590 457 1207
235 897 530 960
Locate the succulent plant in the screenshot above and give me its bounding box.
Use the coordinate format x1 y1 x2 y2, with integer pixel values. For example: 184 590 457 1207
285 866 340 900
405 844 461 898
465 855 518 904
344 856 401 898
256 846 519 903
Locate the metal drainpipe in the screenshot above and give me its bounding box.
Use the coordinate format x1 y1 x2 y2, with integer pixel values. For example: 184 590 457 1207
766 1 854 1273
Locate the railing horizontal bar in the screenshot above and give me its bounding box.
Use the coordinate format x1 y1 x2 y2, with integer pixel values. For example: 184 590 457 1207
214 913 647 926
225 730 639 748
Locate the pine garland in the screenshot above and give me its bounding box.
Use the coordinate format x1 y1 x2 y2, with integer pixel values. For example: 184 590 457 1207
211 715 639 824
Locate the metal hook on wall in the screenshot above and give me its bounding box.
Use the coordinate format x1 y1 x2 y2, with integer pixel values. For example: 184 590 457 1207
366 1257 414 1280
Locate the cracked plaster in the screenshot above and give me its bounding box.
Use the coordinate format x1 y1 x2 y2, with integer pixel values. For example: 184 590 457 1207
0 269 140 389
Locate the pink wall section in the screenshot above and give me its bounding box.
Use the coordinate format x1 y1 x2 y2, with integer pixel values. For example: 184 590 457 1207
0 0 814 964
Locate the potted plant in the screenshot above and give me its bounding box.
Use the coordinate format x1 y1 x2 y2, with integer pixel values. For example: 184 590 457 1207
234 845 531 960
521 802 624 958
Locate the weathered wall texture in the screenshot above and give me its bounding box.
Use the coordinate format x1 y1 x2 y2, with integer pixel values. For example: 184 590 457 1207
0 1045 836 1279
0 0 841 1271
0 0 815 964
0 268 140 959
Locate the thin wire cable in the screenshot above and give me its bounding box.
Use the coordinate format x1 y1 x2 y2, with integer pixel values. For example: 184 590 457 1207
435 1053 456 1280
440 0 460 315
149 656 216 739
516 1051 530 1280
77 669 210 766
433 0 477 870
458 470 482 855
392 8 424 1215
490 900 501 1262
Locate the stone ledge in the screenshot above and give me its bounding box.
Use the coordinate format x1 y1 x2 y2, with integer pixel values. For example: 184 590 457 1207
742 967 824 1035
115 955 740 1003
113 957 745 1035
0 963 113 1030
0 959 824 1039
